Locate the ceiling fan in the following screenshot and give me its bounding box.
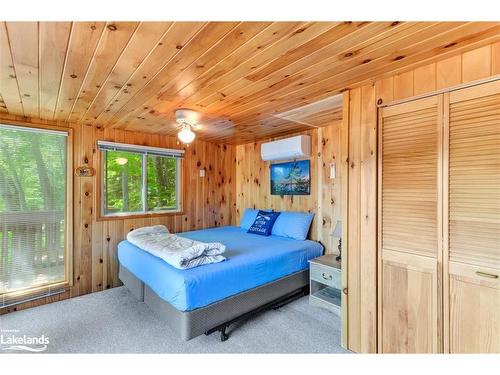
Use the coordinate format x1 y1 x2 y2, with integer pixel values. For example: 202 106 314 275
174 108 235 144
175 108 202 144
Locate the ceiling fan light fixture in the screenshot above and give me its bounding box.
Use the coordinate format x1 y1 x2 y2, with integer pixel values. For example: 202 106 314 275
178 124 196 144
175 108 198 144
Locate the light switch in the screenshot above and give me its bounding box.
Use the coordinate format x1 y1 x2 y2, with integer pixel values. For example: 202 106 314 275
199 169 206 177
329 163 336 179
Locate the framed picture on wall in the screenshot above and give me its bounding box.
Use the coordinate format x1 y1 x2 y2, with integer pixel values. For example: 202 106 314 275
270 160 310 195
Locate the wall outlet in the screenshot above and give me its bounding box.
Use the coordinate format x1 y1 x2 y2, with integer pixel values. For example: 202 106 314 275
199 169 206 177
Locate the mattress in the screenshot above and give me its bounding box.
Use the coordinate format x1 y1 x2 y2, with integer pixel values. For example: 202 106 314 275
117 226 323 311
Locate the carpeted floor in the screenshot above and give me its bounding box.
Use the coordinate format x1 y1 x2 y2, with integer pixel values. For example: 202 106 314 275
0 287 349 353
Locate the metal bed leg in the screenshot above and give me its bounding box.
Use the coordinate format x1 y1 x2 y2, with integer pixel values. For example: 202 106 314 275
220 326 229 342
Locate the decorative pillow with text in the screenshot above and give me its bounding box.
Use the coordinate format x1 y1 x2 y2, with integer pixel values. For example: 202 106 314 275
247 210 281 236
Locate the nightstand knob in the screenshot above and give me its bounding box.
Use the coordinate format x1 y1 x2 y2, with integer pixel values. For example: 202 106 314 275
343 288 348 295
322 272 332 281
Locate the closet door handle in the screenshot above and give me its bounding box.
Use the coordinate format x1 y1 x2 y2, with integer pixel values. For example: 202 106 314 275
476 271 498 279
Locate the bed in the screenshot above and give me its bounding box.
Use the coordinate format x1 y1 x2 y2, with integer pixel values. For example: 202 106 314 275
118 225 324 341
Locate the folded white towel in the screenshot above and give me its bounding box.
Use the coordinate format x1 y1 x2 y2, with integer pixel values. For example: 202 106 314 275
126 225 226 269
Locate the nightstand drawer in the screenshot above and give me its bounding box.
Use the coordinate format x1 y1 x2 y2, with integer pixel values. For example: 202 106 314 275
310 263 341 289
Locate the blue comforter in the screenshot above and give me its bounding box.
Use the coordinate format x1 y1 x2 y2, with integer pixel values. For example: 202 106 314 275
117 226 323 311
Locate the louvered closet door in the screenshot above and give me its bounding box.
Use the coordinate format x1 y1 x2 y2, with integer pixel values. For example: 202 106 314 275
379 96 442 353
447 80 500 353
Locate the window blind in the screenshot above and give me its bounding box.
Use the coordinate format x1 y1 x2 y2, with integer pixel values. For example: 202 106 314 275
0 124 68 296
97 141 185 158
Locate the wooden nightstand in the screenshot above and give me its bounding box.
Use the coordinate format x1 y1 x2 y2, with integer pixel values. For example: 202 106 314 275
308 255 341 315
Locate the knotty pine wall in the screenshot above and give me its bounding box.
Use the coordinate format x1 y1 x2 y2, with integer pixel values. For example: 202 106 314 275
0 117 236 313
347 42 500 353
73 125 236 297
235 120 345 255
2 42 498 328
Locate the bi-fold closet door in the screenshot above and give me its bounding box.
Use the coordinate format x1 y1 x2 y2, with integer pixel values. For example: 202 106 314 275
378 80 500 353
445 81 500 353
378 95 443 353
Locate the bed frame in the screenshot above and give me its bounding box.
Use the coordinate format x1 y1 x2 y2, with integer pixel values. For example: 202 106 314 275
119 264 310 341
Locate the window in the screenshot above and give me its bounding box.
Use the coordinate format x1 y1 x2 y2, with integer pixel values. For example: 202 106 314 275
99 141 183 217
0 124 70 298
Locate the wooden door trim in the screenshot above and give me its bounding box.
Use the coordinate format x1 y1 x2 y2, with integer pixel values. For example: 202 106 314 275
378 75 500 108
436 94 444 353
449 79 500 103
442 92 451 354
376 108 383 353
340 90 350 350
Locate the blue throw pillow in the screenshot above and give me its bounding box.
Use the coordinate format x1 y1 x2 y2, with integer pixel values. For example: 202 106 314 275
247 210 281 236
240 208 273 229
271 211 314 240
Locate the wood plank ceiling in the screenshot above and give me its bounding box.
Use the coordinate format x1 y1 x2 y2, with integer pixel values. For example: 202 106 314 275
1 21 499 144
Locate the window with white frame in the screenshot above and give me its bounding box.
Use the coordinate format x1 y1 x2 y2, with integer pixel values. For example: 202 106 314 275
98 141 183 217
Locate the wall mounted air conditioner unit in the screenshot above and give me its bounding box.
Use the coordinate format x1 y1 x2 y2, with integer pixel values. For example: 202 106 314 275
261 135 311 161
